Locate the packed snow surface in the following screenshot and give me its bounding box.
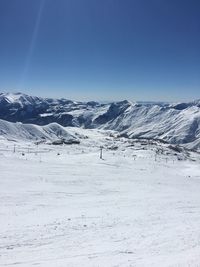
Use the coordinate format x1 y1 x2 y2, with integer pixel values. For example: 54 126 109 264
0 128 200 267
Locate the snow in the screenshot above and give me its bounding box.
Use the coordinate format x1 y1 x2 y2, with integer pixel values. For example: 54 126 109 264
0 92 42 106
1 92 200 150
102 103 200 151
1 128 200 266
39 113 54 117
0 119 79 143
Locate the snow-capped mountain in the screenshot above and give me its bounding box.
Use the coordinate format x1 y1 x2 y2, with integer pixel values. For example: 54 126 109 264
0 92 200 150
0 92 104 126
95 100 200 150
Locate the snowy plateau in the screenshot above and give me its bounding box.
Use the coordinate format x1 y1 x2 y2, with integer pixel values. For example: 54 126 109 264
0 92 200 267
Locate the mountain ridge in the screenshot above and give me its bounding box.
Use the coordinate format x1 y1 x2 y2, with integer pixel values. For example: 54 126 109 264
0 92 200 150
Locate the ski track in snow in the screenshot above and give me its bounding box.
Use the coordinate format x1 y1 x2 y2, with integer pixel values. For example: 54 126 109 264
0 129 200 267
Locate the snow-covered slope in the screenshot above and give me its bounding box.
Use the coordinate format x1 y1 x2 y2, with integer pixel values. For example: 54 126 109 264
97 101 200 151
0 119 79 144
0 130 200 266
0 92 200 150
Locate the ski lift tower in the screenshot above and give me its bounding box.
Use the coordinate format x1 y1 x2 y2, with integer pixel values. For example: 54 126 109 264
100 146 103 159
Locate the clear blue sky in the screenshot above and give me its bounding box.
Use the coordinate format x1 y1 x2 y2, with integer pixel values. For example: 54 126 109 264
0 0 199 101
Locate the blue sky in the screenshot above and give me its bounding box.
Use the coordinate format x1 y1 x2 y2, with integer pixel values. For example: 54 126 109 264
0 0 199 101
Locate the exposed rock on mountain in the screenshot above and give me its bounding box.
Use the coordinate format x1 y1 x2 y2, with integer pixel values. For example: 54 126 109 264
0 92 200 150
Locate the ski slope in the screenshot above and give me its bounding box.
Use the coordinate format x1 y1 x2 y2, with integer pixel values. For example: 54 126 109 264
0 129 200 267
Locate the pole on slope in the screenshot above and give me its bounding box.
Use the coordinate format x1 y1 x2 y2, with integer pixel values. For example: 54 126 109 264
100 146 103 159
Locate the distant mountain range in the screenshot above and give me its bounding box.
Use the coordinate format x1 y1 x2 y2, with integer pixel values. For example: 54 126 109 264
0 92 200 150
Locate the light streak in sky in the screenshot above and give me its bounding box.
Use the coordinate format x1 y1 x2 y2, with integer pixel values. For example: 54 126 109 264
20 0 45 87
